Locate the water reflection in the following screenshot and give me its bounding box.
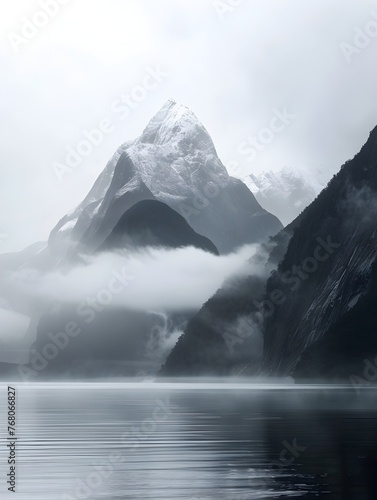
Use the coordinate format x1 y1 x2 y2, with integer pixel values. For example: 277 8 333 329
0 384 376 499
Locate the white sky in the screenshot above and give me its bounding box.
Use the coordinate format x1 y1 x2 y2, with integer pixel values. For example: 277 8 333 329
1 0 377 252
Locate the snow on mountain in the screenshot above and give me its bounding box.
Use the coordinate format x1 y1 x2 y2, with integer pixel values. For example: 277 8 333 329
243 166 329 226
50 100 282 254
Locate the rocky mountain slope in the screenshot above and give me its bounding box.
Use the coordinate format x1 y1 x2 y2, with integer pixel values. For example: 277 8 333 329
50 99 282 256
160 126 377 380
263 126 377 379
99 199 218 255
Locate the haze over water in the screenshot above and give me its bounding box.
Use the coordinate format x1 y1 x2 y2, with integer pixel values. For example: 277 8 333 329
1 383 377 499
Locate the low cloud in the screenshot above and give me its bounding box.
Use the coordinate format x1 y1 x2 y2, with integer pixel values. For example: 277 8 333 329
0 307 30 345
3 244 264 314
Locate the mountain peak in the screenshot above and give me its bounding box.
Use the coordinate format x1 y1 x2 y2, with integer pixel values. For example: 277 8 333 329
50 100 282 254
139 99 207 145
155 98 191 119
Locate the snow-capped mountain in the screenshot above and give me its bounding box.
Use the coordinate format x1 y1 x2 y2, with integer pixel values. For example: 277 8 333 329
50 99 282 255
0 100 284 379
242 166 328 226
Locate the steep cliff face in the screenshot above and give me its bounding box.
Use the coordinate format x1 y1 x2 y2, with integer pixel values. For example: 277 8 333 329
160 126 377 380
50 100 282 256
293 259 377 379
263 126 377 378
158 248 272 378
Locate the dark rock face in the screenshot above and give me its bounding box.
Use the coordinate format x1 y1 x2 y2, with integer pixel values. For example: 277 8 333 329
293 259 377 380
160 126 377 380
263 126 377 379
99 199 218 255
73 152 158 253
158 247 273 378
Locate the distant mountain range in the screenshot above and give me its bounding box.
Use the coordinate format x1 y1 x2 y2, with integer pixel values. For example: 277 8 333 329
242 166 328 226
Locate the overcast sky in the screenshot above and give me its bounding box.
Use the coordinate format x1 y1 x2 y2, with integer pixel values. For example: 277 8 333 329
1 0 377 252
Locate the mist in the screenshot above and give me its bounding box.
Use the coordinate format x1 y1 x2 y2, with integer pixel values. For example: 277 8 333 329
2 244 263 314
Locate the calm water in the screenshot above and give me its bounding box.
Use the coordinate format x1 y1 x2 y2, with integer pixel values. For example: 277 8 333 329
1 383 377 499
